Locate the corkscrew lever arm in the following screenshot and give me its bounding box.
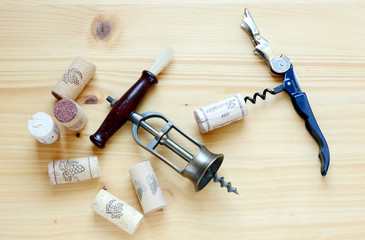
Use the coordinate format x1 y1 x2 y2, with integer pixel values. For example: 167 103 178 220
281 66 330 176
242 8 330 176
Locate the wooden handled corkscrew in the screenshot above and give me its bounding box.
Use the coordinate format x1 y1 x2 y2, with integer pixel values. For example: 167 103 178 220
90 48 238 194
90 70 159 148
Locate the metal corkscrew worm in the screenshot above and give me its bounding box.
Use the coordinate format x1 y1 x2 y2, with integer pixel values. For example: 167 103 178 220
194 9 330 177
123 105 238 195
244 88 279 104
212 174 238 194
90 48 238 194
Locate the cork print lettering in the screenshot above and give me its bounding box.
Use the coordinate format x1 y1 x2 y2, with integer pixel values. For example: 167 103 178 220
226 99 236 109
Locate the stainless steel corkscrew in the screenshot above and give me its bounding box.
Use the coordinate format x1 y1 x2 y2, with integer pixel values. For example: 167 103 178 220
106 97 238 194
90 48 238 194
241 9 330 176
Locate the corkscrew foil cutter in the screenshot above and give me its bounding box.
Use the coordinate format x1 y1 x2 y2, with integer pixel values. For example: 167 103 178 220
242 9 330 176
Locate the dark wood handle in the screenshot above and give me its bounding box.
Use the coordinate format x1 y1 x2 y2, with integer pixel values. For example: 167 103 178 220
90 70 158 148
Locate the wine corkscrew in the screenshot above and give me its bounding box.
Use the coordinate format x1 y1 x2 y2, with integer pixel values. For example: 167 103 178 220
90 48 238 194
243 88 279 104
194 9 330 176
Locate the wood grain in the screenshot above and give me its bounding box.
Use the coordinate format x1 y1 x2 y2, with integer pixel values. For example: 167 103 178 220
0 1 365 240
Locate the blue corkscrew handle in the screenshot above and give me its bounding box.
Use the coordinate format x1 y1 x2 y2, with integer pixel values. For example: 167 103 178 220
241 8 330 176
282 65 330 176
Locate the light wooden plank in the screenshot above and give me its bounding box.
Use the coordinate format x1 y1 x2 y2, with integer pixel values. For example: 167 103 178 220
0 2 365 240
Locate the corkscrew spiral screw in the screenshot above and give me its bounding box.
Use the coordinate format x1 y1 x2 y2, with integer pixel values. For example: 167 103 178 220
213 175 239 195
244 88 278 104
206 168 238 195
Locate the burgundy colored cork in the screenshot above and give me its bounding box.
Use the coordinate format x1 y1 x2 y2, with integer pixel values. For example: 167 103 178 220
54 99 77 123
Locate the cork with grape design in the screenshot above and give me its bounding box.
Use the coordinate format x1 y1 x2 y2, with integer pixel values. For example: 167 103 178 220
48 156 101 185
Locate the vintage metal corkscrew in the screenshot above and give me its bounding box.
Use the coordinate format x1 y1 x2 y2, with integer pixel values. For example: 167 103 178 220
106 98 238 194
241 8 330 176
90 48 238 194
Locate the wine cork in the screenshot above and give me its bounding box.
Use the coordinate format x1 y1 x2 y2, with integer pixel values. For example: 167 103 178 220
129 161 167 214
54 99 88 131
91 189 143 235
194 94 248 133
48 156 101 185
27 112 60 144
52 56 96 100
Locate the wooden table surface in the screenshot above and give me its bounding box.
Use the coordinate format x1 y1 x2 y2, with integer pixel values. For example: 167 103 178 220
1 1 365 239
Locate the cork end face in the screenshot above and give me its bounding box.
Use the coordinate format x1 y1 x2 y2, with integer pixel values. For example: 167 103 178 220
28 112 60 144
28 112 53 137
127 214 143 235
77 56 97 73
143 203 167 215
48 162 57 185
193 109 208 133
54 99 78 123
128 161 150 173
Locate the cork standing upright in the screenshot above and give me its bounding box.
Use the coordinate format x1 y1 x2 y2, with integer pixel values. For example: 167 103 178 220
27 112 60 144
52 56 96 100
54 99 88 131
